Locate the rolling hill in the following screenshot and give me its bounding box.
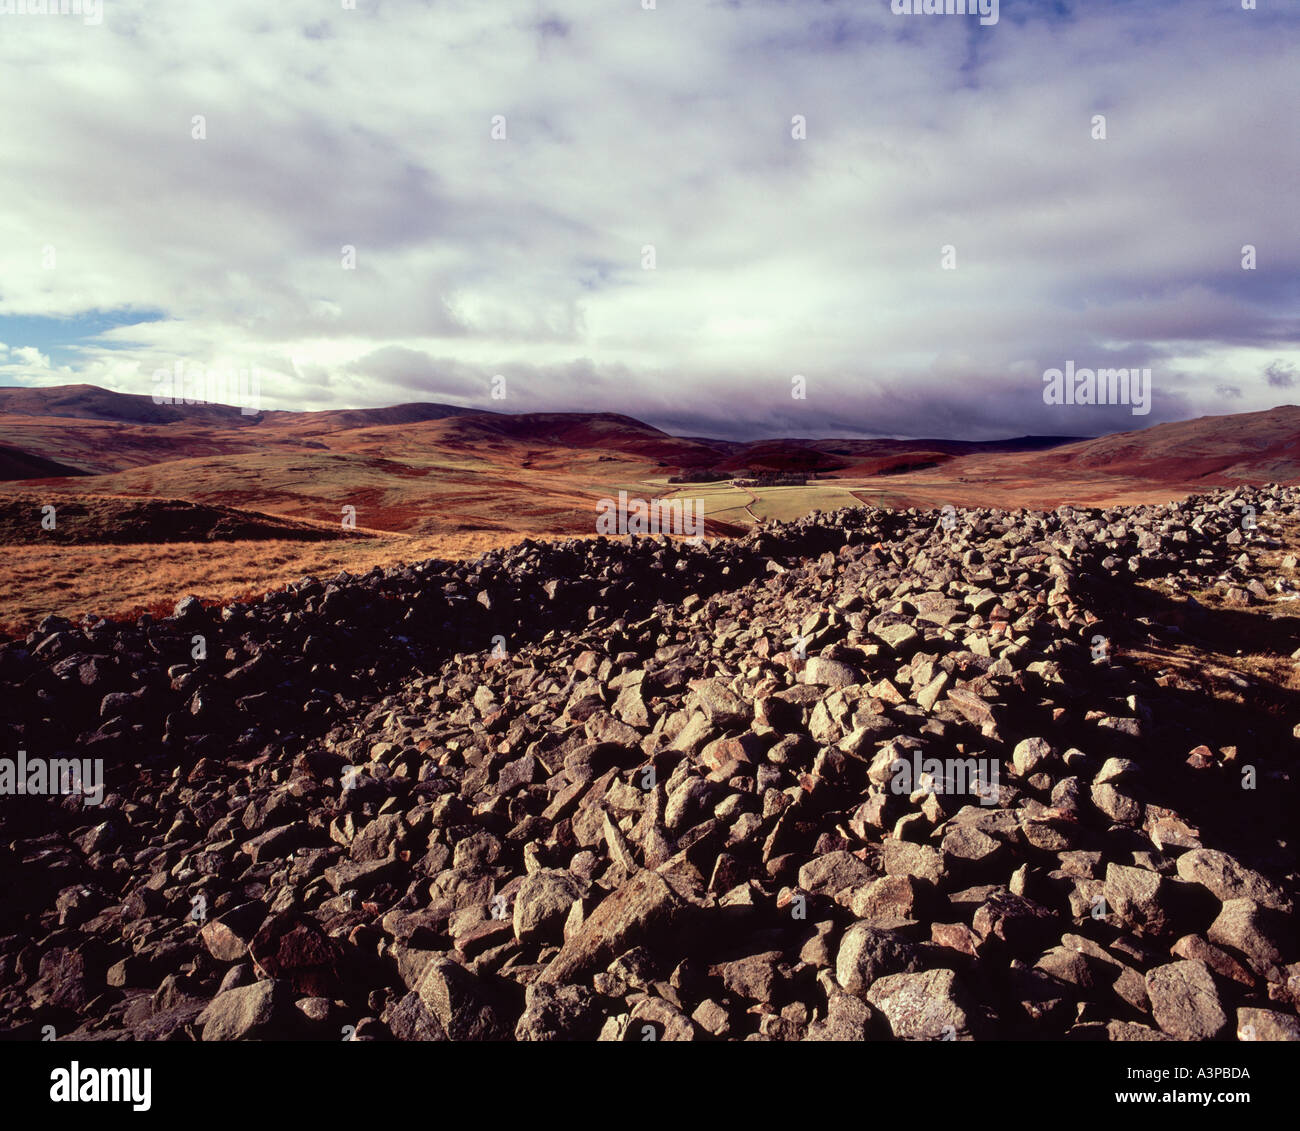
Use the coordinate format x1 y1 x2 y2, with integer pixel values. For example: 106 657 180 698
0 383 1297 636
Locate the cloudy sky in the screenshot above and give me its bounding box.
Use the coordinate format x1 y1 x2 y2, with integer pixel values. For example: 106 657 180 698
0 0 1296 440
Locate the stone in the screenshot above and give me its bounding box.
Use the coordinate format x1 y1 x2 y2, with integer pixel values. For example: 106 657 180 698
198 980 294 1041
797 851 874 899
713 951 783 1004
540 869 695 985
199 903 266 963
515 982 603 1041
1104 863 1172 935
881 840 944 885
804 657 860 688
1236 1007 1300 1042
513 869 583 946
1175 849 1291 912
1012 737 1052 777
804 992 875 1041
866 969 977 1040
417 959 509 1041
1144 961 1228 1041
1208 899 1288 976
836 922 923 996
249 912 340 996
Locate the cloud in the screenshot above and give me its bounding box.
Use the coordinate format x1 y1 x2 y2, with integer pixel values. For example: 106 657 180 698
1264 360 1296 389
0 0 1297 439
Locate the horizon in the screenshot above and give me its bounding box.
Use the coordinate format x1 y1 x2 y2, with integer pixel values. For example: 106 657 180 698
12 378 1299 447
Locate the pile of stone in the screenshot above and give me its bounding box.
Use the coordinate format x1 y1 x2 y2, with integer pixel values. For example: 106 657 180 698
0 485 1296 1041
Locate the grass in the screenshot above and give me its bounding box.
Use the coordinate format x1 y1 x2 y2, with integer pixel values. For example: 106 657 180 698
0 532 531 639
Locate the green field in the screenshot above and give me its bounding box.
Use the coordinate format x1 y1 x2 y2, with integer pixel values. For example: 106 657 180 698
654 478 877 528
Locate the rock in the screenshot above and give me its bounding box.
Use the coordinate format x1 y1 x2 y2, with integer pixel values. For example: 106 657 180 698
613 683 651 729
848 875 926 921
713 951 783 1004
1012 737 1052 777
417 959 509 1041
665 777 720 831
1208 899 1288 976
1236 1007 1300 1042
691 999 732 1037
1104 863 1172 935
1171 934 1255 988
874 623 920 654
947 687 996 727
540 869 696 985
199 902 266 963
940 826 1004 876
249 912 340 996
804 992 876 1041
804 657 859 688
914 672 949 713
881 840 944 885
690 679 751 727
627 996 697 1041
1175 849 1291 912
1144 961 1228 1040
198 980 295 1041
1091 782 1142 824
866 969 978 1040
513 869 583 946
350 812 405 863
3 484 1297 1045
385 991 446 1041
296 996 332 1024
836 923 924 996
28 948 88 1012
797 851 874 899
971 891 1055 952
515 982 603 1041
1107 1021 1172 1042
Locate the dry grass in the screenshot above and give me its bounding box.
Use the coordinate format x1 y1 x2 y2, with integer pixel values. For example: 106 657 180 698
0 531 532 640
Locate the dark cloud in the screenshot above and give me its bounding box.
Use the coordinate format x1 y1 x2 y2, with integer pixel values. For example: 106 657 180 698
1265 360 1296 389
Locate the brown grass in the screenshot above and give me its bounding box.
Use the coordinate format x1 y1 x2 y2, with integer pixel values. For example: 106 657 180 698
0 532 531 639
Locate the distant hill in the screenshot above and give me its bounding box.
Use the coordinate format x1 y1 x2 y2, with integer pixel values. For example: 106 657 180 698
432 411 726 468
263 402 493 432
1010 406 1300 483
0 384 487 431
1 385 1297 544
0 441 90 480
0 384 259 426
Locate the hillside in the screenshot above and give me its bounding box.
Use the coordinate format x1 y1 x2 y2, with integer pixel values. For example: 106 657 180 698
1 385 1298 636
1005 407 1300 483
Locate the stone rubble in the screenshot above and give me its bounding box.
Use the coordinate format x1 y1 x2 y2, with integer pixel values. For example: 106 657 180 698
0 484 1297 1041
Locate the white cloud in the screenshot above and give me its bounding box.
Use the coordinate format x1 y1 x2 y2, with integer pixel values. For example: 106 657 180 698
0 0 1296 438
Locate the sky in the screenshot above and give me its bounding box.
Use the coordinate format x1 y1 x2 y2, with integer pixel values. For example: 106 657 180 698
0 0 1297 440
